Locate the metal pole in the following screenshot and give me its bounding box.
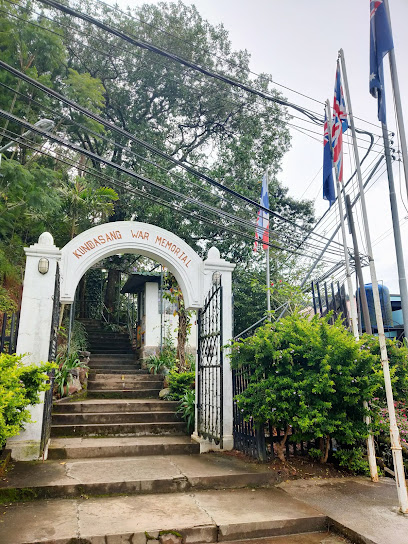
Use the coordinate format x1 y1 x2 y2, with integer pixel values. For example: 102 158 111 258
326 99 359 339
265 171 271 321
356 272 363 335
275 156 384 324
384 0 408 200
160 266 164 353
340 49 408 505
381 124 408 338
345 194 372 335
311 282 317 315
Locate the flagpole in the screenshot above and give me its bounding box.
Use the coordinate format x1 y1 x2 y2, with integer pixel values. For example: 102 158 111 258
340 49 408 510
325 100 359 340
384 0 408 201
265 170 271 320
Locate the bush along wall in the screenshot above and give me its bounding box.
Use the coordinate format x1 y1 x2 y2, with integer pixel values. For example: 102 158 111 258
0 354 55 448
230 312 383 468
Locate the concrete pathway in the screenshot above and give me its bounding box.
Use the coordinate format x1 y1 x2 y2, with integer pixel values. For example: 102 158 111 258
280 477 408 544
0 452 282 501
0 487 328 544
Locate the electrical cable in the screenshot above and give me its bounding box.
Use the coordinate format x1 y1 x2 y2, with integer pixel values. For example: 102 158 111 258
0 80 347 258
0 113 347 263
0 61 350 253
0 125 344 265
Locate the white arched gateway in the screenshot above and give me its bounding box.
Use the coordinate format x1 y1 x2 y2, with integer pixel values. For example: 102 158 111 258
8 222 235 461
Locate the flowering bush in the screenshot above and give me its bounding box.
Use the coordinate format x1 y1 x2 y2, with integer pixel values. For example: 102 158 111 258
376 400 408 449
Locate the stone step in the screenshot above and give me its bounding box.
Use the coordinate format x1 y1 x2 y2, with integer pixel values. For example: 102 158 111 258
90 353 138 360
88 374 162 382
48 436 199 459
0 454 285 502
86 389 161 399
50 421 186 437
90 349 135 354
88 361 140 367
0 487 327 543
86 332 130 337
88 340 132 347
53 399 178 414
89 367 146 374
52 411 179 425
87 381 162 391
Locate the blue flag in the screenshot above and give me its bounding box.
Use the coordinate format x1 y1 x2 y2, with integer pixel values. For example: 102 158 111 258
370 1 394 124
254 173 270 251
323 112 335 207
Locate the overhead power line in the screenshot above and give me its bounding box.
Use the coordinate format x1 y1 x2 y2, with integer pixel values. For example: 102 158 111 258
36 0 324 125
0 124 345 265
0 59 345 252
1 109 349 262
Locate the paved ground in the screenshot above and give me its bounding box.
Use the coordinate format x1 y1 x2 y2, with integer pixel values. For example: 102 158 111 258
0 452 283 501
280 477 408 544
0 487 328 544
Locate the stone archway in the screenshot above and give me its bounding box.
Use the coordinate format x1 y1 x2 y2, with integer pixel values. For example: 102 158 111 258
8 222 235 461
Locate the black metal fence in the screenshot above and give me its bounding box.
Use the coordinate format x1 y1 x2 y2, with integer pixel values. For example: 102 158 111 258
232 307 332 462
197 281 223 447
0 312 19 354
40 264 60 457
311 280 349 326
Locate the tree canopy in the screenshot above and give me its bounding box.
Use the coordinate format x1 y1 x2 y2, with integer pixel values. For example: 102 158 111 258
0 0 314 325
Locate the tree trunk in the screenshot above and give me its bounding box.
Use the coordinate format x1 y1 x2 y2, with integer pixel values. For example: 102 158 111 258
177 310 188 371
104 269 120 318
78 275 87 318
275 425 290 462
320 435 331 464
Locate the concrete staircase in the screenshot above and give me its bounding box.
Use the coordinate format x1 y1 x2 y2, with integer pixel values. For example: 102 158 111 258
49 319 189 450
0 320 346 543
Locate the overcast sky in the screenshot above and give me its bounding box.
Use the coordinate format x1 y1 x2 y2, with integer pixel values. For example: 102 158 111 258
114 0 408 293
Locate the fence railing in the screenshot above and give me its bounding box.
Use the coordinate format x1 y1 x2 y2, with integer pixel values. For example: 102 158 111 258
0 312 19 354
232 304 333 462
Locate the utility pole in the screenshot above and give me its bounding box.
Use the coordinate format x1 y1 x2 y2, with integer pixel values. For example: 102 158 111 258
345 194 372 335
340 48 408 509
265 170 271 320
384 0 408 201
325 100 359 340
381 124 408 339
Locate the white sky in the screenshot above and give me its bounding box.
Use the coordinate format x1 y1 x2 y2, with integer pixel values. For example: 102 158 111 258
115 0 408 293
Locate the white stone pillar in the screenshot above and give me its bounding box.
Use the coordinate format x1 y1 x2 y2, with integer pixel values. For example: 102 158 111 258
7 232 61 461
194 247 235 451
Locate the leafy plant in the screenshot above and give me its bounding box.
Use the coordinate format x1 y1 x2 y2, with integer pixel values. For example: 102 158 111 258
167 370 195 401
230 312 381 462
54 351 88 398
0 286 17 315
360 334 408 401
177 390 195 434
0 353 55 446
333 447 371 476
146 354 174 375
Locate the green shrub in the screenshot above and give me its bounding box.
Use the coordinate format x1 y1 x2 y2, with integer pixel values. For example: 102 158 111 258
333 447 371 476
60 319 88 355
168 370 195 401
230 312 381 462
0 286 17 315
146 354 173 375
0 353 55 447
360 334 408 401
70 320 88 352
177 390 195 433
54 351 89 398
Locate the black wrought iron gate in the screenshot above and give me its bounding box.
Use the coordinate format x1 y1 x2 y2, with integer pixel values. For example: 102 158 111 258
197 280 223 447
40 264 60 457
